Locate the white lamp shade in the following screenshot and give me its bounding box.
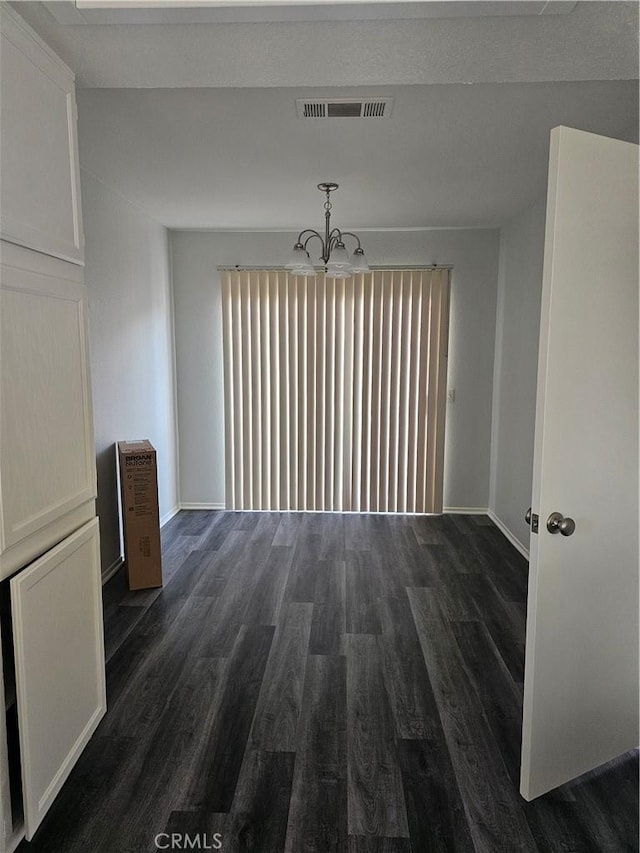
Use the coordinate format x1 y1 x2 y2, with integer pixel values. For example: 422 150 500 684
350 249 370 273
328 243 351 267
325 266 352 279
294 263 317 277
285 244 311 269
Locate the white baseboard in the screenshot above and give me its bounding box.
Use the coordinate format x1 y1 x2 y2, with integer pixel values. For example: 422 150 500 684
160 505 181 527
180 502 226 511
443 506 489 515
181 505 487 515
101 556 123 585
488 509 530 560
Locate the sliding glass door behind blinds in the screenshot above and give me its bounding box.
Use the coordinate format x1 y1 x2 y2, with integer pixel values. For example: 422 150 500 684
221 268 450 513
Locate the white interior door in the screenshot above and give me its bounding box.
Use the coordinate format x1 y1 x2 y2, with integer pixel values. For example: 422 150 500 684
10 518 106 840
521 126 639 800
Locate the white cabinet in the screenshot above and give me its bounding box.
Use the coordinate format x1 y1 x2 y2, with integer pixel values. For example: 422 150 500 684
0 5 84 265
0 242 97 580
10 519 106 841
0 7 104 850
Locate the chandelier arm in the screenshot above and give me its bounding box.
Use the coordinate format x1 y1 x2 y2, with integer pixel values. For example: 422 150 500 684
301 231 327 259
338 231 362 250
297 228 322 244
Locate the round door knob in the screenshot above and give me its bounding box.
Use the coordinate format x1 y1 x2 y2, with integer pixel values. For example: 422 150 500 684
525 507 532 525
546 512 576 536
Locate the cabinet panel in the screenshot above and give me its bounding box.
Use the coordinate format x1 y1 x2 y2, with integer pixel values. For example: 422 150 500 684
0 6 83 265
0 243 96 568
10 519 105 841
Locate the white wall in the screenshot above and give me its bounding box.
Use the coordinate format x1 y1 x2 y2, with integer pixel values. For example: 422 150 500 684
171 228 500 511
81 170 179 575
490 197 546 554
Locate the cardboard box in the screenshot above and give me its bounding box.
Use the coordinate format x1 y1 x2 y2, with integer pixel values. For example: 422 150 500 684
118 440 163 590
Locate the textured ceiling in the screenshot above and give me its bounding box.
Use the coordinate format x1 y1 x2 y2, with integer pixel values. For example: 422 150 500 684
76 81 638 229
12 1 639 88
10 1 638 229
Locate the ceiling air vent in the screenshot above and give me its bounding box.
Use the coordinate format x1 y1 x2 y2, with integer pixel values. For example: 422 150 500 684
296 97 393 119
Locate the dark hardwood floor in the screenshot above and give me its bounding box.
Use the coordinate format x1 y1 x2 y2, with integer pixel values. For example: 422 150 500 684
21 511 638 852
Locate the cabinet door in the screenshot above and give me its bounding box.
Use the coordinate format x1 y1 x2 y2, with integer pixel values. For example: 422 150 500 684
0 5 83 264
0 243 97 578
10 518 106 841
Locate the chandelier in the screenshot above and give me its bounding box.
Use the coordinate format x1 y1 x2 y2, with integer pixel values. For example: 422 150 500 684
285 182 370 279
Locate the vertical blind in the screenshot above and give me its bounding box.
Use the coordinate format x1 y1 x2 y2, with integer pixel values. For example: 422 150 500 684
221 268 450 513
